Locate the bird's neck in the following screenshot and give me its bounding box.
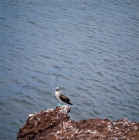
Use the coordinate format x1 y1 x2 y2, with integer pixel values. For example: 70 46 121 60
55 91 60 96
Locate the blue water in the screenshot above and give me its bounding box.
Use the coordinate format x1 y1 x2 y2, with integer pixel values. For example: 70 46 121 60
0 0 139 139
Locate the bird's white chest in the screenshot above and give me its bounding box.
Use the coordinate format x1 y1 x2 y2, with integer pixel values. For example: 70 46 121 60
55 91 62 102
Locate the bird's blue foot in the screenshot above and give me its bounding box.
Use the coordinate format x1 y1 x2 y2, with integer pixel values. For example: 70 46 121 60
57 103 62 107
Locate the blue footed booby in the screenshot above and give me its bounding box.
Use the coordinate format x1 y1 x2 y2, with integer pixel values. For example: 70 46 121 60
55 87 73 106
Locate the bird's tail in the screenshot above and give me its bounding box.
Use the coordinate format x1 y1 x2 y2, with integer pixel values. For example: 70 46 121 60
69 102 73 105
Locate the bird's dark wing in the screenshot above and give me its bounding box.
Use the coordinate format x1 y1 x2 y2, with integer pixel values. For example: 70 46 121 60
59 94 70 103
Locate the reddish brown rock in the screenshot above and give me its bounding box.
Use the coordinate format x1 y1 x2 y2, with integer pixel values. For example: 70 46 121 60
17 105 139 140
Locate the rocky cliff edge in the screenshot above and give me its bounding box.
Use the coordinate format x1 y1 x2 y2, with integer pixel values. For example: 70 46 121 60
17 105 139 140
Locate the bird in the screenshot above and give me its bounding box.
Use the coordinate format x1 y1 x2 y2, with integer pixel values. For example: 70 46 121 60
55 87 73 106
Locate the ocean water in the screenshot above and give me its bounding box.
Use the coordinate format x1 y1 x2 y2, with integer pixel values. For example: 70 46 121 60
0 0 139 139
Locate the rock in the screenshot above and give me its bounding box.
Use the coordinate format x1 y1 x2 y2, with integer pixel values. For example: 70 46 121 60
17 105 139 140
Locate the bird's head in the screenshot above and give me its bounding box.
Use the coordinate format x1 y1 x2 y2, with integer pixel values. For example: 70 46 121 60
56 87 60 91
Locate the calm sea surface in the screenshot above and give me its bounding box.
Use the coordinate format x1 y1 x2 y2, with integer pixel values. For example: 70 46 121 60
0 0 139 139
